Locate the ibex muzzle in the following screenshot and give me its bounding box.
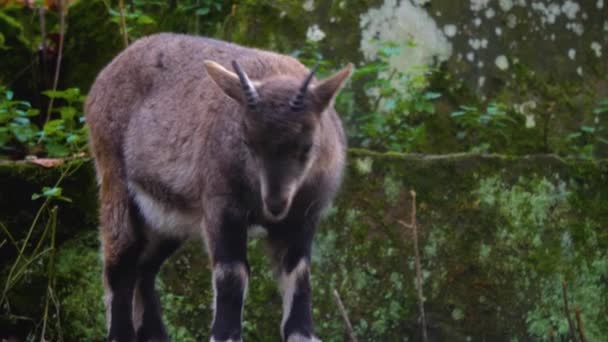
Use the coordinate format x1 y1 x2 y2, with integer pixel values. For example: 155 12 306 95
86 33 352 341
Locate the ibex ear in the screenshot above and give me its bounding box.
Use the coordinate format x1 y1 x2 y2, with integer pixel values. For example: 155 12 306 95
204 60 244 103
312 63 354 110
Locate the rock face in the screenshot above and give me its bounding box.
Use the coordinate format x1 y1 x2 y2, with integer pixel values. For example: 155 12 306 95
224 0 608 156
1 151 606 341
227 0 607 91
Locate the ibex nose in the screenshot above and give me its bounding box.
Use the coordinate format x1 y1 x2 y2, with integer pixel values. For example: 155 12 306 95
266 197 288 217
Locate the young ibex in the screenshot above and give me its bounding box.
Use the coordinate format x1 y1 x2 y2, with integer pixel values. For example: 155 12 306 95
85 33 352 341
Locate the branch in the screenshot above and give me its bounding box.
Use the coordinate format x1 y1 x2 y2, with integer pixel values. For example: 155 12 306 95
118 0 129 48
400 190 428 342
574 306 587 342
562 282 578 342
38 4 47 85
332 289 358 342
43 0 67 128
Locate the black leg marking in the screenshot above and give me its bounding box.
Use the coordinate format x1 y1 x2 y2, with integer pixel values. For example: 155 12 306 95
106 197 147 342
267 207 321 342
135 238 182 342
210 263 249 341
279 260 317 341
106 241 142 342
206 204 249 342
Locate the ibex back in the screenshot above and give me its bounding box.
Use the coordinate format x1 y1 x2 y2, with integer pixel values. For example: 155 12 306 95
86 33 352 342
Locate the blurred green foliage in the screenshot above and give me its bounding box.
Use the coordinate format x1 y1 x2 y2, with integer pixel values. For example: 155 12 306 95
0 1 607 341
3 153 606 340
0 86 86 158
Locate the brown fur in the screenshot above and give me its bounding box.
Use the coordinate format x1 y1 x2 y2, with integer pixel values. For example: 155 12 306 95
86 33 351 340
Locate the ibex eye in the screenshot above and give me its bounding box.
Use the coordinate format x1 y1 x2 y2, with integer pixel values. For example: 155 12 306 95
302 144 312 154
299 144 313 159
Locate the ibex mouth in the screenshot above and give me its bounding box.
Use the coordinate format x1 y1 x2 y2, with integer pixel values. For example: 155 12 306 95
263 201 290 222
262 194 293 222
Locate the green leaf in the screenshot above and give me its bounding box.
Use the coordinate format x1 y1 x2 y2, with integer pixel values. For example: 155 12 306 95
43 119 65 135
59 107 77 122
593 100 608 114
32 186 72 202
44 186 62 197
108 8 121 17
452 307 465 321
195 7 210 16
424 91 441 100
567 132 582 140
66 134 80 143
13 117 30 125
42 88 82 101
44 141 69 158
136 15 156 25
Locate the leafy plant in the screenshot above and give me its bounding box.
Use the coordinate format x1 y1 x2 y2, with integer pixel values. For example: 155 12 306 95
177 0 223 19
40 88 87 157
474 176 607 340
1 162 83 341
350 42 440 152
105 0 224 42
107 1 156 43
0 87 87 158
0 86 40 156
450 102 521 153
565 99 608 159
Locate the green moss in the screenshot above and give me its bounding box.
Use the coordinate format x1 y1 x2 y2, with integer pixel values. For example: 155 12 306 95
1 152 607 340
54 231 105 341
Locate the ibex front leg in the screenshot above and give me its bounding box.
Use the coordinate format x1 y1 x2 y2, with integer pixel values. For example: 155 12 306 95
270 218 320 342
205 205 249 342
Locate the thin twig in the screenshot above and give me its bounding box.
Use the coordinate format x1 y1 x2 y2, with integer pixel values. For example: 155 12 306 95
118 0 129 48
0 162 78 307
399 190 428 342
38 4 48 87
574 306 587 342
43 0 67 128
40 207 58 342
332 289 358 342
194 0 200 35
562 282 578 342
0 221 18 249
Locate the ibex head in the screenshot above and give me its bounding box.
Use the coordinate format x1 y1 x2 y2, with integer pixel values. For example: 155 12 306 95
204 59 353 222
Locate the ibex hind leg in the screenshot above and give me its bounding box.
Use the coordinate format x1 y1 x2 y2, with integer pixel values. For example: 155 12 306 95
133 236 182 342
100 181 145 342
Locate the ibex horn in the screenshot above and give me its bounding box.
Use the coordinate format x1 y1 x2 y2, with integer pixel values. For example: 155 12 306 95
231 60 259 110
290 62 319 111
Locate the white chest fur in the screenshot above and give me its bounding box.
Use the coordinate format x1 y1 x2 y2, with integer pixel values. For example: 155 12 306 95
129 182 272 242
129 182 202 239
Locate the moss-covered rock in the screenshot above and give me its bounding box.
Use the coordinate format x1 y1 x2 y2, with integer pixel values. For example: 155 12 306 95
1 151 607 340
